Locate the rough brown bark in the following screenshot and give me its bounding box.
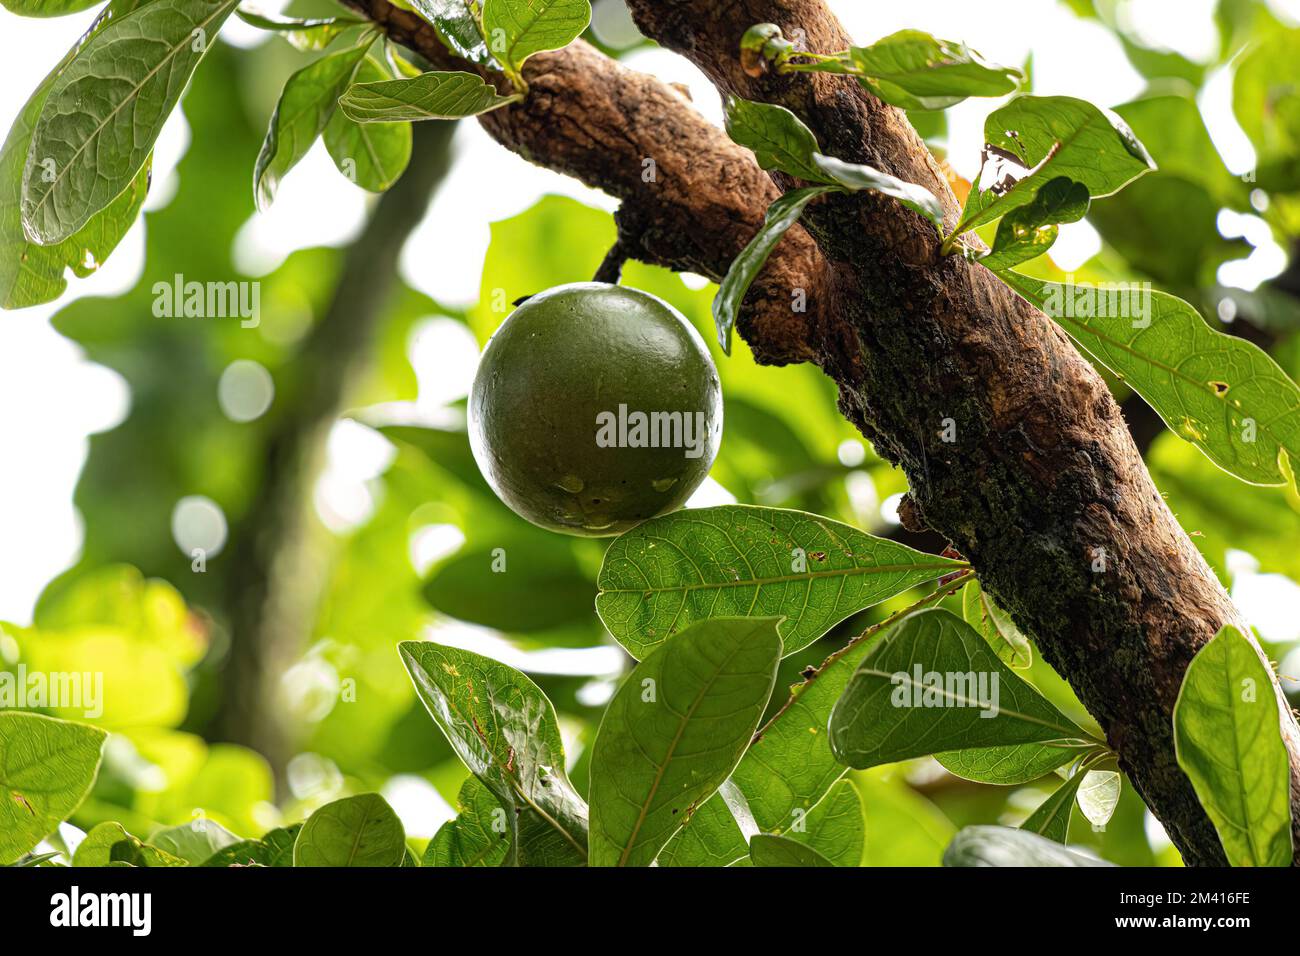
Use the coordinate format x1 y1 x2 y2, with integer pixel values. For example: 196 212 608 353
345 0 1300 865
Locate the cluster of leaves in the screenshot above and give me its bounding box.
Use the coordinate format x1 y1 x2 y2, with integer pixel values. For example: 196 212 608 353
9 503 1289 867
0 0 593 310
720 22 1300 496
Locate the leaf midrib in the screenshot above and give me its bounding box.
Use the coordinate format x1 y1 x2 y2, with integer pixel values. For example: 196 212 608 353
600 561 959 596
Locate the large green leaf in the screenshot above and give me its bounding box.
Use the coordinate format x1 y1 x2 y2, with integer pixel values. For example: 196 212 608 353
953 95 1153 237
596 504 963 659
21 0 240 244
1000 271 1300 488
324 57 413 192
828 609 1094 769
943 825 1112 866
588 617 782 867
846 30 1021 111
424 776 510 867
339 71 519 122
254 40 372 211
712 186 834 354
293 793 408 867
749 833 834 867
0 10 151 309
399 640 588 865
1173 625 1293 867
482 0 590 75
0 712 106 865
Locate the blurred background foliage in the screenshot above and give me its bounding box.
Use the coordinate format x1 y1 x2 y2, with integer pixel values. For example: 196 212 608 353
1 0 1298 866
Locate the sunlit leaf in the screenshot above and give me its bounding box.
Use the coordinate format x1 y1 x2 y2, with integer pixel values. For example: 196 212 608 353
943 825 1113 866
293 793 407 867
482 0 590 75
339 71 519 122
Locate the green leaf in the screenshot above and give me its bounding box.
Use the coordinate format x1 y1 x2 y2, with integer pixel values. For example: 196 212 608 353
1173 624 1293 867
424 776 511 867
254 40 373 211
147 820 240 864
847 30 1021 111
944 825 1113 866
935 740 1089 785
655 795 748 867
482 0 590 75
596 504 964 659
978 176 1089 272
235 10 364 51
999 271 1300 488
399 640 588 865
422 542 594 632
749 833 834 867
339 71 519 123
960 578 1032 669
953 95 1153 237
200 824 302 867
293 793 408 867
0 712 106 865
21 0 240 244
73 823 187 867
1 12 151 309
409 0 493 66
811 153 945 233
723 96 826 182
1021 771 1083 844
0 0 102 17
828 608 1094 769
795 777 865 865
588 617 782 866
324 57 413 193
712 186 834 354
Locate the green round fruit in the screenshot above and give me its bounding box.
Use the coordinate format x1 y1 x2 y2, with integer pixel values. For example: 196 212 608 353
469 282 723 536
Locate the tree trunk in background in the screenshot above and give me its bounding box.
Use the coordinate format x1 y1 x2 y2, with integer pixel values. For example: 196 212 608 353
209 121 456 792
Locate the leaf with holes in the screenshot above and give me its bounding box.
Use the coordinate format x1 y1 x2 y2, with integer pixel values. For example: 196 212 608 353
588 617 781 867
339 71 519 122
828 609 1095 769
21 0 240 244
1173 625 1293 867
399 640 588 865
953 95 1153 237
0 713 106 865
596 504 964 659
712 185 834 354
424 776 511 867
482 0 590 76
1000 270 1300 488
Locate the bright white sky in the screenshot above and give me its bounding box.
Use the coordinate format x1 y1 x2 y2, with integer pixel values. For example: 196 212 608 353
1 0 1299 641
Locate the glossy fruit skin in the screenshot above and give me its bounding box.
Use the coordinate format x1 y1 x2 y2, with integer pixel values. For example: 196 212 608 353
469 283 723 536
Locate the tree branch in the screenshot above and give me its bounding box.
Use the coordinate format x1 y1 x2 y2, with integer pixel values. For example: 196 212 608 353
343 0 1300 865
